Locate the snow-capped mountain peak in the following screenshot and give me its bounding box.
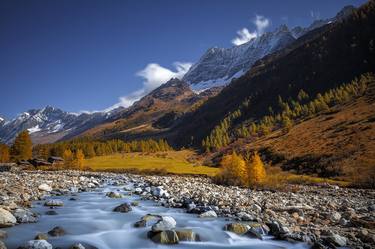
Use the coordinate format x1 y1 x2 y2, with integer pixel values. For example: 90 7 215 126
183 5 356 92
183 24 295 91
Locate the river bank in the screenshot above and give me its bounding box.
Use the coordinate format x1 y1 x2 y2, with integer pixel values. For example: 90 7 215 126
0 170 374 248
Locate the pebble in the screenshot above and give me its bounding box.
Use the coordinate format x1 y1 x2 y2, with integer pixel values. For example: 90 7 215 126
44 200 64 207
198 210 217 218
24 240 53 249
38 184 52 192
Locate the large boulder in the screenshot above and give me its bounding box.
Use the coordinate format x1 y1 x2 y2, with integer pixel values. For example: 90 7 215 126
113 203 132 213
148 230 179 244
151 216 176 231
0 208 17 227
176 229 200 241
24 240 52 249
44 199 64 207
224 223 250 235
13 208 38 223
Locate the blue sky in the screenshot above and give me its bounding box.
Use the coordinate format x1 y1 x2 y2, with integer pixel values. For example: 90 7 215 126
0 0 366 119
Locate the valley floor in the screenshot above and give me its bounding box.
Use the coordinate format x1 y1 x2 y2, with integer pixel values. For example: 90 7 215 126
0 170 374 248
83 150 218 176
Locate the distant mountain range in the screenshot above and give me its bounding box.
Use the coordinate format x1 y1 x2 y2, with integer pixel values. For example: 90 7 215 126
0 5 361 145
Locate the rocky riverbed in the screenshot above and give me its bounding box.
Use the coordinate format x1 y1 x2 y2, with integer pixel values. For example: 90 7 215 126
0 170 374 249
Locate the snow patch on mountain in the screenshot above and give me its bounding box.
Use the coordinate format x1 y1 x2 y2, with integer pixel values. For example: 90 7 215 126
27 125 41 134
191 69 245 93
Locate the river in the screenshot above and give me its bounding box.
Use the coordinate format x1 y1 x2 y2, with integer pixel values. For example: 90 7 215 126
3 184 309 249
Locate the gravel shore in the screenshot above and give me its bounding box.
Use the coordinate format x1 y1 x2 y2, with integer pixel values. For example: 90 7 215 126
0 170 374 249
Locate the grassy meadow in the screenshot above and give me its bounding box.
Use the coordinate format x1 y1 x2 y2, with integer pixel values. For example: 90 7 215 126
84 150 219 176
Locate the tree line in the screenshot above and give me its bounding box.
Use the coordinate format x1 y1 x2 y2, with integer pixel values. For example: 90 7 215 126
33 138 172 159
0 130 172 164
202 73 373 151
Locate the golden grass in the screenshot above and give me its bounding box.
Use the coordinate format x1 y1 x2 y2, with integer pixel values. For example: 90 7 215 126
84 150 219 176
262 167 349 190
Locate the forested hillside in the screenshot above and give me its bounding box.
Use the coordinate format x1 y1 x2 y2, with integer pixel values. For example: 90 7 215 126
172 1 375 148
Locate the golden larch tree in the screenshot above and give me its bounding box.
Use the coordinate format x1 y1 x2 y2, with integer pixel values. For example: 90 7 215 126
0 144 10 163
11 130 32 161
215 152 248 186
247 152 267 187
75 149 85 170
63 149 74 169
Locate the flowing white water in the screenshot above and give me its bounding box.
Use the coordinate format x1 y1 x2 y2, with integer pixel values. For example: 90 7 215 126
3 185 310 249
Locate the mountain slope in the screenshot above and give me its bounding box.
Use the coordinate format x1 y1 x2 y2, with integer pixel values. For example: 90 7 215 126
220 78 375 186
172 1 375 147
183 5 355 91
80 78 217 141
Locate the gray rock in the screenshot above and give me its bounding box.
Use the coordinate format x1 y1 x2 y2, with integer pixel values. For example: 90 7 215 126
70 243 85 249
113 203 132 213
151 216 176 231
134 220 147 228
152 186 169 198
148 230 179 244
34 233 48 240
44 199 64 207
331 212 341 222
105 192 123 198
327 234 347 247
134 188 142 194
0 241 6 249
24 240 53 249
13 208 38 223
236 212 254 221
48 226 66 237
0 208 16 227
224 223 250 235
176 229 200 241
0 229 7 239
245 227 263 240
198 210 217 218
38 184 52 192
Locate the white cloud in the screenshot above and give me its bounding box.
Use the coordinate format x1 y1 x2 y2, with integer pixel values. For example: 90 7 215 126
232 28 257 46
232 15 270 46
254 15 270 33
105 62 192 111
